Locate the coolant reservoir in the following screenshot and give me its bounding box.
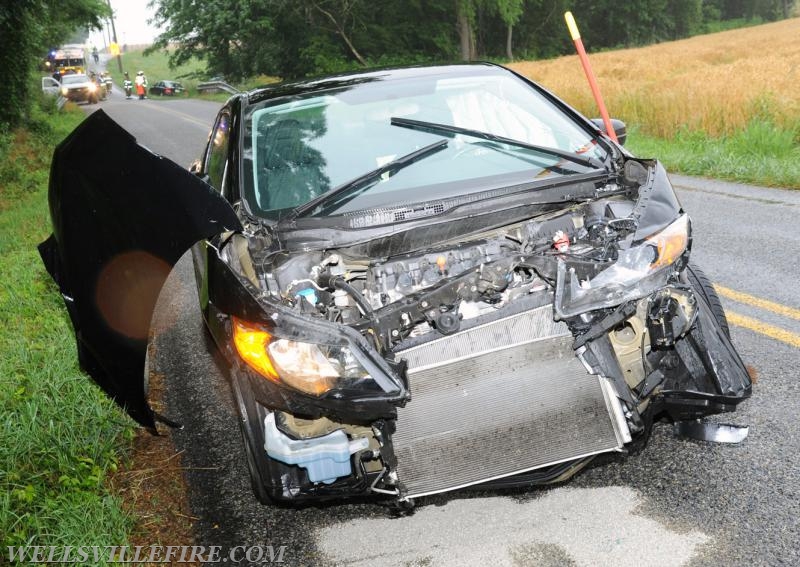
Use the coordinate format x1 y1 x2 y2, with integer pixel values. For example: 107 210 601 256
264 413 369 484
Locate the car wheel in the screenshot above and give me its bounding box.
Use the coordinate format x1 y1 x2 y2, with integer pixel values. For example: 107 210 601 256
686 263 730 338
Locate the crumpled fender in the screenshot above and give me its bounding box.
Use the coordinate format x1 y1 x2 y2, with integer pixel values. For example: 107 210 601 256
38 110 241 428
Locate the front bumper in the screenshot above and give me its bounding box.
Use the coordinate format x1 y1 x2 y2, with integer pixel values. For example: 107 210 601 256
64 88 95 102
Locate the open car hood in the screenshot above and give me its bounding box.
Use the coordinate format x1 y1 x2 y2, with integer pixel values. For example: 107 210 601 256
38 110 241 429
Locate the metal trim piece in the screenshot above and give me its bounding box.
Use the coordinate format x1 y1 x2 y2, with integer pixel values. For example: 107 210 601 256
598 376 633 445
397 306 569 374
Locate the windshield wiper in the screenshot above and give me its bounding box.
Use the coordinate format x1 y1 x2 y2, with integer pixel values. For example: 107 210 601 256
281 138 448 223
390 117 604 171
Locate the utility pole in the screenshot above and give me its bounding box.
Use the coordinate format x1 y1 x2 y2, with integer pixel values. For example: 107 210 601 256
106 0 123 73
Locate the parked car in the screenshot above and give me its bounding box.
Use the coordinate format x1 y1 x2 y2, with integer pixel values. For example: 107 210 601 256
40 63 751 507
149 80 185 96
58 73 103 104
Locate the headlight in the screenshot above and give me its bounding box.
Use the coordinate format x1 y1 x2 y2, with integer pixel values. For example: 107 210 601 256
61 87 68 96
88 83 96 92
232 317 375 396
554 214 690 319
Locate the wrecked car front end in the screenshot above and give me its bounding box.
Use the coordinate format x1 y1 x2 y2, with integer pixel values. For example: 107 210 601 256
206 158 750 504
40 64 751 507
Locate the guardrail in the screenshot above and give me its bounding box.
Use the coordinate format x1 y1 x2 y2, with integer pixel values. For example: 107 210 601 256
196 80 239 94
56 95 67 110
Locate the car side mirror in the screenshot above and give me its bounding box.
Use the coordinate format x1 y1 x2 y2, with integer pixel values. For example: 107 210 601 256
590 118 627 146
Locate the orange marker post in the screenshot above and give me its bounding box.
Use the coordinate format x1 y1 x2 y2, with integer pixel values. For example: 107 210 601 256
564 11 618 143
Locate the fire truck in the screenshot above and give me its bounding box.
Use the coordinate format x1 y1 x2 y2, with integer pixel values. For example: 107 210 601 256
46 45 87 76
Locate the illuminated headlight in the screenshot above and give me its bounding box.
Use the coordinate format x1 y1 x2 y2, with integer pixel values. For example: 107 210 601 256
554 214 690 319
61 87 68 96
232 318 374 396
88 83 97 92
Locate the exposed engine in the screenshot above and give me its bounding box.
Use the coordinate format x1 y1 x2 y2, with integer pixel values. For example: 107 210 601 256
258 195 642 349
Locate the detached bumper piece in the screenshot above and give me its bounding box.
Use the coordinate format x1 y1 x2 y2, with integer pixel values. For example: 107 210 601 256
673 420 749 444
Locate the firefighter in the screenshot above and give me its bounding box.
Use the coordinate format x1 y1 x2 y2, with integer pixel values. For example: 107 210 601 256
134 70 148 100
123 72 133 99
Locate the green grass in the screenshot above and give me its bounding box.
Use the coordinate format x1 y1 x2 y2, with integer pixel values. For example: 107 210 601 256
0 97 135 561
626 120 800 189
106 47 205 94
106 48 280 98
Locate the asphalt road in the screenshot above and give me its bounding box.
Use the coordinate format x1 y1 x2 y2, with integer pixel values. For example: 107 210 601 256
87 93 800 566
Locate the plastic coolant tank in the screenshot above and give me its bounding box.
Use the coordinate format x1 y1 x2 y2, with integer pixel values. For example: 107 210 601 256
263 413 369 484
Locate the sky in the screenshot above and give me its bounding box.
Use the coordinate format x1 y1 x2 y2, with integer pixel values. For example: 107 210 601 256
87 0 163 48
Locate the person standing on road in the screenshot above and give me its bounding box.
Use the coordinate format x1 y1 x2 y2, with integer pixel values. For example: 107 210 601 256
134 70 148 100
123 72 133 99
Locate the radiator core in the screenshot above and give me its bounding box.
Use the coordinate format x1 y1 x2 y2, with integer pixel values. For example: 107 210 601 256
393 306 622 499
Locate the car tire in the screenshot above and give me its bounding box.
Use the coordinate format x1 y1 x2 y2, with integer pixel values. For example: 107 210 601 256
686 263 730 338
230 368 274 505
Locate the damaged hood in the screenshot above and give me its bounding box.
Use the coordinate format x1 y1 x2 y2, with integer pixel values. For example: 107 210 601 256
38 110 241 428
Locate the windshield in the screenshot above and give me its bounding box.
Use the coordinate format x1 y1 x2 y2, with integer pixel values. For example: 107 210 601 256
243 66 607 221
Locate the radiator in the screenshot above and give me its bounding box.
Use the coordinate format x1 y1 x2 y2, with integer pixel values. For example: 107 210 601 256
393 306 623 499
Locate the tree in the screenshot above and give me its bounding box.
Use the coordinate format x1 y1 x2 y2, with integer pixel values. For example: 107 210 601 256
0 0 108 126
149 0 284 80
456 0 478 60
495 0 525 59
308 0 367 66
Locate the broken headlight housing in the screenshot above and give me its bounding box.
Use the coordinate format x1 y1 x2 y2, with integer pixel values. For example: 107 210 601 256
232 317 395 397
554 214 690 319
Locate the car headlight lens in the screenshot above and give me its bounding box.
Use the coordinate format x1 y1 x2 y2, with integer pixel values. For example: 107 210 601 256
554 214 690 319
649 215 689 269
88 83 96 92
61 87 68 95
232 317 372 396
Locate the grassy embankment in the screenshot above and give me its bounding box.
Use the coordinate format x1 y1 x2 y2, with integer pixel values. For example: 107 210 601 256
510 18 800 188
0 96 135 560
106 48 277 101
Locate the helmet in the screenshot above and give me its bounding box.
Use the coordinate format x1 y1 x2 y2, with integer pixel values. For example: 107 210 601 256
137 71 143 75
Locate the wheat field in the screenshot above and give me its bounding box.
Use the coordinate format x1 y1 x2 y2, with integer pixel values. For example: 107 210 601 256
510 18 800 138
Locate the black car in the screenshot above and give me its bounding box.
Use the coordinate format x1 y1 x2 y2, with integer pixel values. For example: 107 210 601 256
149 80 185 96
40 63 751 506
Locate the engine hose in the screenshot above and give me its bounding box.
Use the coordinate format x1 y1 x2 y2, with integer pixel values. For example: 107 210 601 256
318 275 382 347
331 278 374 317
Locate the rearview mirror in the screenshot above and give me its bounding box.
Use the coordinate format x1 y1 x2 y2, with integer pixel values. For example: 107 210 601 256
590 118 627 146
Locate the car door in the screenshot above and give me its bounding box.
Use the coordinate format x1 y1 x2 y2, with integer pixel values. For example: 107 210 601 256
38 109 241 429
42 77 60 95
190 107 235 312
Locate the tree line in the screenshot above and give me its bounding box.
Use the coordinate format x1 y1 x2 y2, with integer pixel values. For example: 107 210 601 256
0 0 794 126
149 0 796 81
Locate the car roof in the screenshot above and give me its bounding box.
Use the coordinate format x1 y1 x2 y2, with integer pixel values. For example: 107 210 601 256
245 62 505 106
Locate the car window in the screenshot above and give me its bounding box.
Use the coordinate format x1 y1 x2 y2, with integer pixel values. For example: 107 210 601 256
243 68 606 219
205 111 231 192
